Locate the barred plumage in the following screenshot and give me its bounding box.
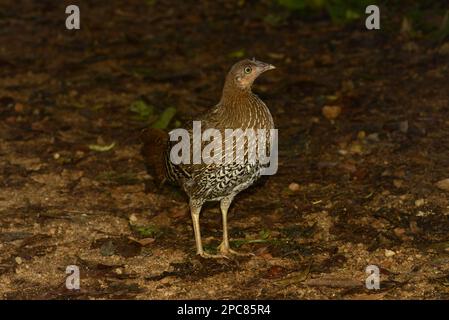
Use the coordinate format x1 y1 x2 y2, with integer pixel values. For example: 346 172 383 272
141 59 276 258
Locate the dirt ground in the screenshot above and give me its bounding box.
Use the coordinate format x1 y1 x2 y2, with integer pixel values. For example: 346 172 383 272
1 0 449 299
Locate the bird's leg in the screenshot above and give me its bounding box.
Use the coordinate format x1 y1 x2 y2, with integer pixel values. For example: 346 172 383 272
190 201 224 258
218 196 233 254
190 203 204 255
218 196 254 257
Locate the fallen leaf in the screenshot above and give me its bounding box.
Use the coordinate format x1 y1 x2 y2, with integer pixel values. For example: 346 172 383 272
88 142 116 152
128 237 155 246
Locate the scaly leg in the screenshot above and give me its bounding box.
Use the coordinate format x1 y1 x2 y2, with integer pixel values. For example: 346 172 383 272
218 196 254 256
190 201 225 258
190 203 204 255
217 196 233 254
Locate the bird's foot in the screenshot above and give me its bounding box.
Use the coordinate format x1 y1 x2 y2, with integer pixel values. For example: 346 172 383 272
218 243 254 257
197 251 230 259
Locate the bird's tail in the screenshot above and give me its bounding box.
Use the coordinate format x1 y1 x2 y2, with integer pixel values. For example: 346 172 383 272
140 128 170 186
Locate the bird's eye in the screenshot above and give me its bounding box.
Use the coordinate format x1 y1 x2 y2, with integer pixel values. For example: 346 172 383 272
244 66 252 74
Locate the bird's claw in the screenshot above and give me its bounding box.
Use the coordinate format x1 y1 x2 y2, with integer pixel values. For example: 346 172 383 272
218 243 254 257
198 252 231 259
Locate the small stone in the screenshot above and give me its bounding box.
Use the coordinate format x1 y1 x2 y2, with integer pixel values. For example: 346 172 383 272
115 268 123 275
14 103 25 113
436 178 449 192
416 211 428 217
53 153 60 160
415 199 425 207
385 249 396 257
399 120 409 133
366 133 380 142
322 105 342 120
129 214 138 223
349 143 363 155
288 183 300 192
15 257 23 265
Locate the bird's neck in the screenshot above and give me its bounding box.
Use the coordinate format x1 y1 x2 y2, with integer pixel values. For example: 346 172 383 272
219 83 253 111
217 83 271 128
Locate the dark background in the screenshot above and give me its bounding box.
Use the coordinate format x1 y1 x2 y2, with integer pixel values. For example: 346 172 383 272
0 0 448 299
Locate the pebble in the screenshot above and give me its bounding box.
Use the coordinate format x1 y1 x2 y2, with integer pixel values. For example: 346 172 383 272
416 211 428 217
366 133 380 142
415 199 425 207
15 257 23 265
385 249 396 257
436 178 449 191
399 120 409 133
129 214 138 223
14 103 25 113
322 105 342 120
288 183 300 192
349 143 363 154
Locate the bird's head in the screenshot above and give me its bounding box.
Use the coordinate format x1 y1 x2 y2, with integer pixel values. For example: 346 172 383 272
225 58 275 91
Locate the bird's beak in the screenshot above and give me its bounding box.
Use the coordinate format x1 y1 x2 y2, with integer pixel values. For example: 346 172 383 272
263 64 276 71
254 60 276 73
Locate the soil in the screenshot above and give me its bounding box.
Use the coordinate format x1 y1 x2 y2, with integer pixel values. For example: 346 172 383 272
1 0 449 299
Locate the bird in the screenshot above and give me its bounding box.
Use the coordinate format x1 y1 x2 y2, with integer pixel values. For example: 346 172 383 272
141 58 276 258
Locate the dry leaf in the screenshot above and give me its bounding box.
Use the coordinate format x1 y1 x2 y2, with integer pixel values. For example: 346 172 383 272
128 237 155 246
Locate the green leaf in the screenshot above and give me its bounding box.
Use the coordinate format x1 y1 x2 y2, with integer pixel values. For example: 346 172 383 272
134 225 163 238
151 107 177 129
259 229 271 240
130 100 154 121
228 49 246 58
